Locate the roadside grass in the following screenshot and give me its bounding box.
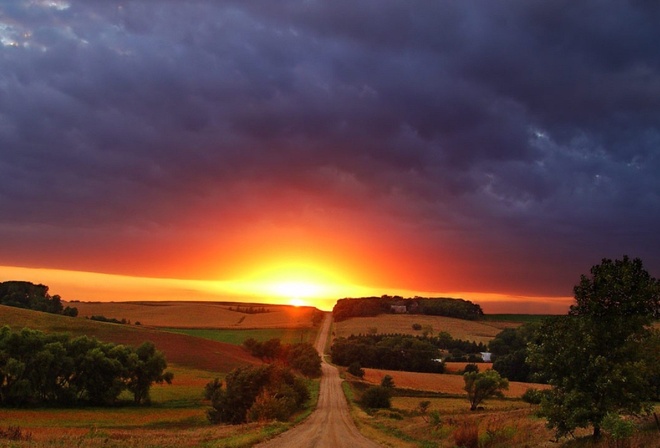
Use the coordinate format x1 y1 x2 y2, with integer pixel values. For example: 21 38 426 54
341 377 555 448
164 327 319 346
341 379 660 448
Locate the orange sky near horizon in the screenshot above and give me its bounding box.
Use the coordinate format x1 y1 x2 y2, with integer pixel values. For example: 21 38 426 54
0 264 573 314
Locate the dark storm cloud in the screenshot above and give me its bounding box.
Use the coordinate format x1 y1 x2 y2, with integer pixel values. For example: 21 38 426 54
1 0 659 292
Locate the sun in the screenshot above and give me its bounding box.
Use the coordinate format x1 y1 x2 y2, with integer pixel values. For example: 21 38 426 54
229 259 361 308
289 298 306 307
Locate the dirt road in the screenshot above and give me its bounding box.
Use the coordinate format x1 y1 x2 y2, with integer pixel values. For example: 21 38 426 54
256 313 381 448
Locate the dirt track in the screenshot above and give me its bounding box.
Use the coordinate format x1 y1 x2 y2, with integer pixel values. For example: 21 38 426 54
256 313 381 448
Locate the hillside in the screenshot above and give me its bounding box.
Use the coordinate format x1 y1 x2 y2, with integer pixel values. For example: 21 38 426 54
334 314 519 344
69 300 317 328
0 305 259 372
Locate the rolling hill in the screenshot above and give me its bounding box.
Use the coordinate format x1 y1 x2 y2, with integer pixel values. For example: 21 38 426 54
0 305 259 372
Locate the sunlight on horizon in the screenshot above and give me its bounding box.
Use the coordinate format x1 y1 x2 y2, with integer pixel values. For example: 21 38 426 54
0 264 572 313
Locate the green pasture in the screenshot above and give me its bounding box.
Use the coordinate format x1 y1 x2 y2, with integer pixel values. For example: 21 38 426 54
482 314 556 323
164 327 319 346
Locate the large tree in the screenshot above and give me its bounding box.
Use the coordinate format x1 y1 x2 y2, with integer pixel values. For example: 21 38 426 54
529 256 660 439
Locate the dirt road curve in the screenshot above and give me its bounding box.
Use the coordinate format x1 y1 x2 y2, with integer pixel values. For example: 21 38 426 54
256 313 381 448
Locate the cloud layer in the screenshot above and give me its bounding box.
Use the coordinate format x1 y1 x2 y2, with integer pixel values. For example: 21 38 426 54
1 1 659 298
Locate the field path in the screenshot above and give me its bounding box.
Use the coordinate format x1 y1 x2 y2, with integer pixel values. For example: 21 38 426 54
256 313 381 448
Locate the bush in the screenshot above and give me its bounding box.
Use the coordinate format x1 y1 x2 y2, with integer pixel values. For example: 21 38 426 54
521 388 543 405
453 420 479 448
602 413 636 444
412 323 423 331
361 386 391 409
463 363 479 374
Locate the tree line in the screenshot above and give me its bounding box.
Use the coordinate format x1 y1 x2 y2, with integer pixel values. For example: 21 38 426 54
0 281 78 317
0 326 173 406
331 334 445 373
332 295 483 322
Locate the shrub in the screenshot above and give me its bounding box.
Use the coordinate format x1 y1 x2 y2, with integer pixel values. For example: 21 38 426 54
0 426 32 442
453 420 479 448
361 386 391 409
463 363 479 374
602 413 636 445
521 388 543 405
412 323 423 331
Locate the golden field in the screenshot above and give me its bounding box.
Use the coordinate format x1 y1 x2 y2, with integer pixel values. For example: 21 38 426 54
70 300 317 328
334 314 519 343
360 367 550 398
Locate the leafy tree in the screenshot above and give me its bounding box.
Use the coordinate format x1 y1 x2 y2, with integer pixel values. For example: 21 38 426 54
125 342 174 404
0 281 77 317
0 326 172 406
529 256 660 439
463 370 508 411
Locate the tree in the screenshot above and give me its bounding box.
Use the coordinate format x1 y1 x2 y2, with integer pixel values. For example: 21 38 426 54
205 365 309 424
463 370 508 411
347 362 365 378
125 342 174 404
529 256 660 439
380 374 395 389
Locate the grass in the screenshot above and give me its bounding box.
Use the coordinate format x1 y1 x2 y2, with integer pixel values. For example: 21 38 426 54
481 314 557 324
341 379 660 448
164 327 319 346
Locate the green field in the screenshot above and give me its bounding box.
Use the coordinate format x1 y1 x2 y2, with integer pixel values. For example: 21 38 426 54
164 327 319 345
482 314 557 323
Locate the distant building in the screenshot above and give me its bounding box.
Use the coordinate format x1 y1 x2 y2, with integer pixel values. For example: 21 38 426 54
480 352 492 362
391 305 407 314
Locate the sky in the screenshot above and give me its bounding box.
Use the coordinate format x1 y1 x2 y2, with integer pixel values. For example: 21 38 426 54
1 1 659 313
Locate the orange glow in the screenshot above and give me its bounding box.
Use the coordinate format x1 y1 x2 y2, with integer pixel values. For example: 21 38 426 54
0 264 572 313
